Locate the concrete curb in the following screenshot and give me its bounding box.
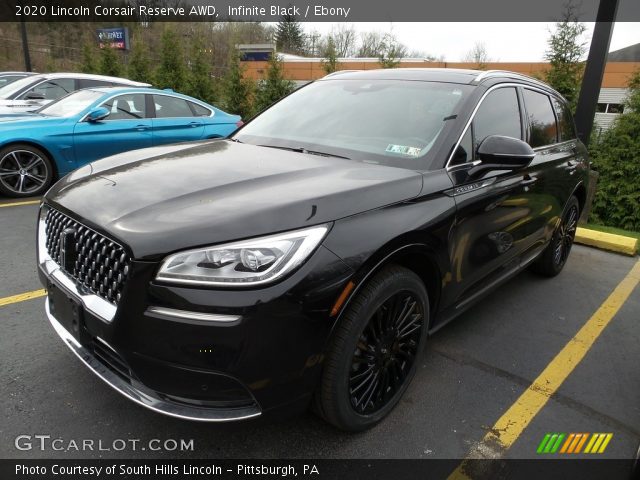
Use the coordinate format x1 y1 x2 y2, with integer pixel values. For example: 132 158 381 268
575 227 638 256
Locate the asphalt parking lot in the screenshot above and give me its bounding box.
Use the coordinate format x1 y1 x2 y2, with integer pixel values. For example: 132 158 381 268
1 197 638 464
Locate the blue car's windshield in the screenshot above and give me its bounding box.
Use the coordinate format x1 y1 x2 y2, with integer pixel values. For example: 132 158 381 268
234 79 471 169
38 89 104 117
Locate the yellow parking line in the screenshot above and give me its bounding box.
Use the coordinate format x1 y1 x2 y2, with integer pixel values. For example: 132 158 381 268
0 289 47 307
449 259 640 479
0 200 40 208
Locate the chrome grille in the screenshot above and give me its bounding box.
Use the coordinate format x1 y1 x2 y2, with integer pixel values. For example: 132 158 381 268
44 208 130 305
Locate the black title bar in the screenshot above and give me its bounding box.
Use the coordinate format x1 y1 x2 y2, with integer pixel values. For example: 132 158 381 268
2 0 639 22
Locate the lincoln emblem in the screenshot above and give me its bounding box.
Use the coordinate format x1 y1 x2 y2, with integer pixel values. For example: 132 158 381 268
59 228 77 274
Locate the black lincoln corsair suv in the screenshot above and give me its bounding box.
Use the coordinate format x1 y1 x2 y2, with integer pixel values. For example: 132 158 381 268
38 68 589 431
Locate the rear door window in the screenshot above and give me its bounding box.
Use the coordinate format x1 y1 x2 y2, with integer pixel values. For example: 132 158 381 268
79 79 113 89
523 89 558 147
153 95 194 118
551 97 576 141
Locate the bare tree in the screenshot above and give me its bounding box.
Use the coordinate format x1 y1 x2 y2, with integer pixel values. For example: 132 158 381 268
357 31 385 58
463 41 491 69
329 24 357 58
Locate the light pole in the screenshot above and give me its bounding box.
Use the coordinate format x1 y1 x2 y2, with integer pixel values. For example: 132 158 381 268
20 19 32 71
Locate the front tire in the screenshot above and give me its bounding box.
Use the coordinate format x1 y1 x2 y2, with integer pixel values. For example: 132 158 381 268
530 195 579 277
315 265 429 431
0 144 54 197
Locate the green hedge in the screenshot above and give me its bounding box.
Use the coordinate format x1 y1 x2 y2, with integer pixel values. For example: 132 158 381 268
589 71 640 231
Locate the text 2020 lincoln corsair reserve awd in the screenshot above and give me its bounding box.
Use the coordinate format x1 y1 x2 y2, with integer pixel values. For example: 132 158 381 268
38 69 589 431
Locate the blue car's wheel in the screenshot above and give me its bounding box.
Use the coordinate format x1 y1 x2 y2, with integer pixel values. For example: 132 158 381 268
0 144 54 198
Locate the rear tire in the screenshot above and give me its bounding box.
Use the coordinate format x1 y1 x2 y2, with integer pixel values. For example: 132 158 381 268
315 265 429 431
530 195 579 277
0 144 54 197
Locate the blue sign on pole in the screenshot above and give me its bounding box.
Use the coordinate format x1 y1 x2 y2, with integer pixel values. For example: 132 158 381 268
97 27 129 50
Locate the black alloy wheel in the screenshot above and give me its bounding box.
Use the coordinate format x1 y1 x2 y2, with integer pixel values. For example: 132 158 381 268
315 265 429 431
0 144 54 197
531 195 580 277
553 203 578 268
349 291 424 415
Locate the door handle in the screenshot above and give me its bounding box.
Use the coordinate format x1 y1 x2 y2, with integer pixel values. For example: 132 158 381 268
565 161 577 173
520 175 538 187
136 125 149 131
189 122 200 128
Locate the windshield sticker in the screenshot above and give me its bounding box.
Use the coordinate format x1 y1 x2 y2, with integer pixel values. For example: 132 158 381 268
385 144 422 157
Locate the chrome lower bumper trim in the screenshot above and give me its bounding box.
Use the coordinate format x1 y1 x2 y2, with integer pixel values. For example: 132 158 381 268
146 306 242 325
45 299 261 422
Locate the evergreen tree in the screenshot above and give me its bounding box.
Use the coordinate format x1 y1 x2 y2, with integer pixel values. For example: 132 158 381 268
589 70 640 231
155 27 187 91
255 54 295 112
184 34 216 103
221 51 255 120
128 40 153 84
275 14 305 54
98 46 123 77
80 42 98 74
321 37 338 75
544 3 587 112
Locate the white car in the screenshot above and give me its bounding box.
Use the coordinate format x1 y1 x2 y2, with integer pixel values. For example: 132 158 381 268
0 73 150 114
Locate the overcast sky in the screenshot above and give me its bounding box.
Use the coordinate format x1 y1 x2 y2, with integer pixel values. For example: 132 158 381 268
302 22 640 61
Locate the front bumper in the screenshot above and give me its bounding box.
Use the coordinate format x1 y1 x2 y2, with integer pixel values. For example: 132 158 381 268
45 298 261 422
38 205 355 421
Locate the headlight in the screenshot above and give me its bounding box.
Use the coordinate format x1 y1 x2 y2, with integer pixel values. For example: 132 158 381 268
156 224 330 287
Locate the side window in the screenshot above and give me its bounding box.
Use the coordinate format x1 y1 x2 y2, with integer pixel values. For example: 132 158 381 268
100 94 147 120
0 75 21 88
523 89 558 147
450 127 474 165
79 79 112 89
153 95 194 118
551 97 576 141
22 79 75 100
188 101 212 117
473 87 522 152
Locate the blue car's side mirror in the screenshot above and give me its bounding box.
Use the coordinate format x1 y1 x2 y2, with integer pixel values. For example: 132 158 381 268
86 107 110 122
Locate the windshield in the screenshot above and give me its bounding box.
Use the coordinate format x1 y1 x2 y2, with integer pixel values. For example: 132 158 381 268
0 76 39 99
38 89 104 117
0 74 28 89
234 79 471 169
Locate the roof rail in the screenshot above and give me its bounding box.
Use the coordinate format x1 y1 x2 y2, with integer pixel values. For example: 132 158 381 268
322 70 361 78
474 69 547 86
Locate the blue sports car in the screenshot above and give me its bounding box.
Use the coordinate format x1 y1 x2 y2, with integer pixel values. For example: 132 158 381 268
0 87 242 197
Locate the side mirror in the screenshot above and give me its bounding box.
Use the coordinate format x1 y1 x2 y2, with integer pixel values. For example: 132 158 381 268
472 135 535 176
24 91 45 100
86 106 110 122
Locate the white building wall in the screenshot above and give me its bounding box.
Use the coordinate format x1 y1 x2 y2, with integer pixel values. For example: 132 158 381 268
593 87 630 132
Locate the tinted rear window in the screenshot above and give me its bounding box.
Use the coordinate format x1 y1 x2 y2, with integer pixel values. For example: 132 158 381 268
523 89 558 147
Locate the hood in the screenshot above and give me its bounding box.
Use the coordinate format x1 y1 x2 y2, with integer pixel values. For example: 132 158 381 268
0 99 42 113
0 113 59 125
46 140 423 260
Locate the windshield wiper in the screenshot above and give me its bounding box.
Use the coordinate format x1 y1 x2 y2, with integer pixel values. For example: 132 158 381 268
258 144 350 160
